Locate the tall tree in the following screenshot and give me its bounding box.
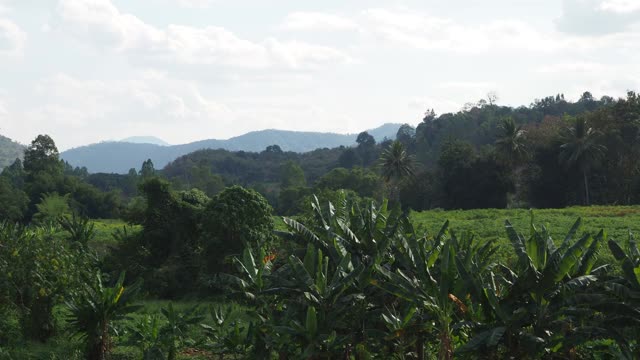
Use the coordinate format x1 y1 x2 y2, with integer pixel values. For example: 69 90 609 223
356 131 376 166
1 158 25 189
338 148 362 169
495 117 528 205
23 135 62 175
378 141 415 203
0 177 28 221
280 160 306 189
495 117 527 166
356 131 375 148
396 124 416 147
559 117 606 205
139 159 156 179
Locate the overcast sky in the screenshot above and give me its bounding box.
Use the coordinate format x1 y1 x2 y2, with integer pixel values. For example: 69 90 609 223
1 0 639 150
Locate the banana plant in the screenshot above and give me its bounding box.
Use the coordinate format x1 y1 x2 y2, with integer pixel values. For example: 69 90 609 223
282 194 397 269
159 303 204 360
217 245 272 301
58 213 96 245
217 245 276 359
458 217 607 358
374 220 459 360
66 272 142 360
269 243 365 358
380 305 419 359
126 314 165 360
282 195 399 356
600 234 640 358
274 305 345 359
200 304 249 359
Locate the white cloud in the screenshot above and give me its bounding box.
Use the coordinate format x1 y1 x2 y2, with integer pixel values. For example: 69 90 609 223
8 71 234 148
56 0 352 70
408 96 461 114
556 0 640 35
439 81 498 90
600 0 640 13
362 8 559 53
280 12 360 32
537 62 612 73
0 17 27 56
0 98 8 117
174 0 214 8
5 71 360 149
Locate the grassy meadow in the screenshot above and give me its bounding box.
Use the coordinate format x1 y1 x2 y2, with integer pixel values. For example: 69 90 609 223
410 205 640 266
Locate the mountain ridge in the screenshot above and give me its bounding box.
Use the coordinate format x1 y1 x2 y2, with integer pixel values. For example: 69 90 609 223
120 136 170 146
61 123 402 174
0 135 25 171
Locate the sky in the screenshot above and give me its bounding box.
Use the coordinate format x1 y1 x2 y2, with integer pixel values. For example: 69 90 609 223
0 0 639 150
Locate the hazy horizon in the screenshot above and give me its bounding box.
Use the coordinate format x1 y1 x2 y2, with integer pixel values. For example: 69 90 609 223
63 122 401 150
1 0 639 150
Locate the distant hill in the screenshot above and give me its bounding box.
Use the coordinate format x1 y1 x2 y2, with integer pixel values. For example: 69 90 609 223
61 124 402 174
0 135 24 171
120 136 170 146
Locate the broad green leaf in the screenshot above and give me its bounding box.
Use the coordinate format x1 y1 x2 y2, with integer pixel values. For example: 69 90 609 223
608 240 627 261
560 218 582 250
457 326 506 353
306 306 318 338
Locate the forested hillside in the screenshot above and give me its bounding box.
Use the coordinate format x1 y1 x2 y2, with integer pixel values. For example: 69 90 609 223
75 91 640 216
0 135 24 170
125 91 637 214
61 124 401 173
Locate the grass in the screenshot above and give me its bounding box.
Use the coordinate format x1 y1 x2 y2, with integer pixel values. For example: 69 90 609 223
87 219 141 257
410 205 640 266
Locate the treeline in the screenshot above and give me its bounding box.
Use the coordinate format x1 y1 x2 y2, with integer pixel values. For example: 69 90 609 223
0 135 122 223
131 90 640 213
2 91 640 225
396 91 640 209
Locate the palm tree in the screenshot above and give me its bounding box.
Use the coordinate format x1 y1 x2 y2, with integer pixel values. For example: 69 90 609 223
495 117 527 166
559 117 606 205
495 118 528 206
66 272 141 360
378 140 415 203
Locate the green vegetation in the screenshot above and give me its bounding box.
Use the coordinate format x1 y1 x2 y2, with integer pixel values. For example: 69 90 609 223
2 92 640 358
410 206 640 264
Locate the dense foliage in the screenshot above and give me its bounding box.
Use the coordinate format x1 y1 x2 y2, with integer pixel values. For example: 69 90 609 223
2 91 640 358
0 135 123 223
113 91 640 213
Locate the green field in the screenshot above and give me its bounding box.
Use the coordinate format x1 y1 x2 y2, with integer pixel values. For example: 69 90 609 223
411 205 640 242
87 219 141 256
410 205 640 266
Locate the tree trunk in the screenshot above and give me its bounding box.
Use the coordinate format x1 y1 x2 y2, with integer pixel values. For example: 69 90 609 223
416 331 425 360
583 169 590 206
438 323 453 360
87 323 109 360
22 295 55 342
